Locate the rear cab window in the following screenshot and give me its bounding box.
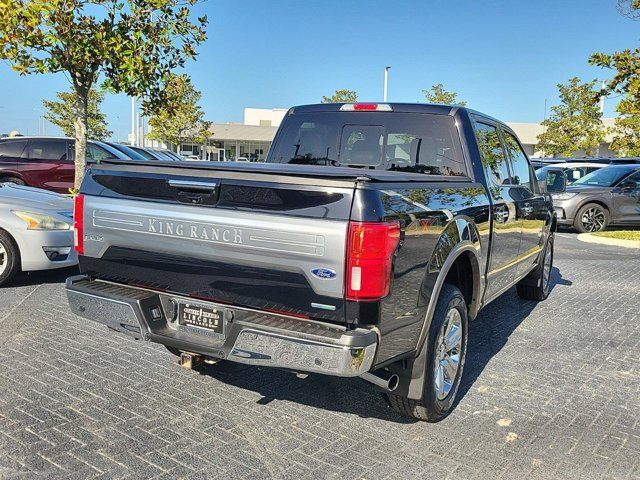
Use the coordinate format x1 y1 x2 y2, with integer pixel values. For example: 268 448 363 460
267 112 467 176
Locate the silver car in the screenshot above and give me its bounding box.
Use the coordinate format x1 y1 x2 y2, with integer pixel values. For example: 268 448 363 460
0 183 77 285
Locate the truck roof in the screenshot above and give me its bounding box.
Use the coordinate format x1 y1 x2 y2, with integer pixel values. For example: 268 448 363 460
291 102 459 115
288 102 507 130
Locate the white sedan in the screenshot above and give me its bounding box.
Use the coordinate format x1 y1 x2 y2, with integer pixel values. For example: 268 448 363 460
0 183 77 286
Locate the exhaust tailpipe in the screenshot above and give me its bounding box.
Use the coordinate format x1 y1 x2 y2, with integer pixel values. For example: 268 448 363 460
361 371 399 392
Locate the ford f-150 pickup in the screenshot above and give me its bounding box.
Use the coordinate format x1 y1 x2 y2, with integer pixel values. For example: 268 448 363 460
66 103 558 421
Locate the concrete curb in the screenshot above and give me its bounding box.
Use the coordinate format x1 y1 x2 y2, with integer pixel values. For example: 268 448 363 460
577 233 640 250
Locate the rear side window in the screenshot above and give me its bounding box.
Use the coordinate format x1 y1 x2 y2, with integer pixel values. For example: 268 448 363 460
268 112 467 176
0 140 27 158
27 139 67 161
474 122 510 186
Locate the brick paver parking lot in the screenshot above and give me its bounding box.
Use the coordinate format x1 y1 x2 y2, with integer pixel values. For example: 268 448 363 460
0 233 639 479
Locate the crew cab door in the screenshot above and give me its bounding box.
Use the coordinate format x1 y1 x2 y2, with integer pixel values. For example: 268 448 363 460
473 120 522 300
612 170 640 224
501 129 546 278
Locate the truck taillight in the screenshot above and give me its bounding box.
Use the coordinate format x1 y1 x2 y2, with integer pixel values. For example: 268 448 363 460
73 194 84 255
346 221 400 301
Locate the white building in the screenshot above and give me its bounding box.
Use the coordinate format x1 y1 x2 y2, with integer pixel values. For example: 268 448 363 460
507 117 616 158
243 108 288 127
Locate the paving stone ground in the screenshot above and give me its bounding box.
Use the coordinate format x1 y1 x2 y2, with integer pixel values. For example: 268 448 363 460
0 233 639 479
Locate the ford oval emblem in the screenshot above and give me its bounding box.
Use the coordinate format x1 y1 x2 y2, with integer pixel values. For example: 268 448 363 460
311 268 337 279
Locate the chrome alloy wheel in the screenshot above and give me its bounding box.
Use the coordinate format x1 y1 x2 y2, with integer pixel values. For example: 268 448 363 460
580 207 606 232
434 308 463 400
0 242 7 276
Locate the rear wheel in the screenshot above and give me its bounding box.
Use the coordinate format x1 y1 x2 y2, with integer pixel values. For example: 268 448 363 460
0 230 20 287
574 203 608 233
1 177 26 186
386 284 468 422
516 233 554 301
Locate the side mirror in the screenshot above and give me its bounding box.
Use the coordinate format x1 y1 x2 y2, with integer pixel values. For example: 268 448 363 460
539 168 567 194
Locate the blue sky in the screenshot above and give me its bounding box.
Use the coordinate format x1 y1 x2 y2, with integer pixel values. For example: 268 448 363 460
0 0 637 140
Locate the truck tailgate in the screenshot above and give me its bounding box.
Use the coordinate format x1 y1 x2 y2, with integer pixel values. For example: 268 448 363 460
77 163 357 322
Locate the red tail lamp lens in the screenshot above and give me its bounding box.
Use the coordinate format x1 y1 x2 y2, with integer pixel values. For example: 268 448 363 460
73 194 84 255
346 221 400 301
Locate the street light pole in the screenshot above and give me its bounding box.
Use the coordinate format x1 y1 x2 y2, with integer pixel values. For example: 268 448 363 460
383 66 390 102
33 108 45 135
130 97 136 146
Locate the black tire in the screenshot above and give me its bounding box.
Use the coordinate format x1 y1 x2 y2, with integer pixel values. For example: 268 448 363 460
0 230 21 287
1 177 26 186
573 203 609 233
516 233 554 301
386 284 468 422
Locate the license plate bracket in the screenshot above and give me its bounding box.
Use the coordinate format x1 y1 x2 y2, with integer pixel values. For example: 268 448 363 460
178 303 224 335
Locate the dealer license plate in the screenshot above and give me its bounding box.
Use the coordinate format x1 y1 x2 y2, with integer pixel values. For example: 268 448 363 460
178 303 223 334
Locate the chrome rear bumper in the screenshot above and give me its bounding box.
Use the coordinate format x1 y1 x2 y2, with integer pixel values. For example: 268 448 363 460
66 276 377 377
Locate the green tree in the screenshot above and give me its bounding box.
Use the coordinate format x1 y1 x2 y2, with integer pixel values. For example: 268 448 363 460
422 83 466 106
537 77 605 157
0 0 207 189
590 1 640 156
43 88 111 140
608 97 640 156
322 89 358 103
147 74 211 148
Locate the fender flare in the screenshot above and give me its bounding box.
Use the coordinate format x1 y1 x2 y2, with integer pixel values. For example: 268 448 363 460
388 218 484 400
415 240 483 354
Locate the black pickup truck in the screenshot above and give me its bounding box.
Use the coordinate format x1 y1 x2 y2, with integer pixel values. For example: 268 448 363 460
66 103 559 421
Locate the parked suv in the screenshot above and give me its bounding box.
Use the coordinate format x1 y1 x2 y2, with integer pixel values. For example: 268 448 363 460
0 137 129 193
551 164 640 232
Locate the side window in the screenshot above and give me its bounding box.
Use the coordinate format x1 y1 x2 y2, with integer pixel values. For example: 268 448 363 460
27 139 67 161
474 122 510 185
86 144 113 162
567 167 586 182
0 140 27 158
503 131 532 189
622 171 640 188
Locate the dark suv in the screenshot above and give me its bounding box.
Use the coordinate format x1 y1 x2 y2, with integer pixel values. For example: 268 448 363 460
0 137 127 193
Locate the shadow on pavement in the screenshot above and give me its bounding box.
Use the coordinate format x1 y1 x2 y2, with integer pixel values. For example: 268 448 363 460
193 266 571 424
455 266 569 405
9 266 78 287
193 359 417 424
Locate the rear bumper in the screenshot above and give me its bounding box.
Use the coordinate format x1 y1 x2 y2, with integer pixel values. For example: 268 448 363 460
65 275 377 377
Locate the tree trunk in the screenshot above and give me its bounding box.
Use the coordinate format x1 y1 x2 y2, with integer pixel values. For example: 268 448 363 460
73 87 89 191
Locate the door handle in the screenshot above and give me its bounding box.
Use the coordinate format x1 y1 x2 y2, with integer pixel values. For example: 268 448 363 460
167 179 218 192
